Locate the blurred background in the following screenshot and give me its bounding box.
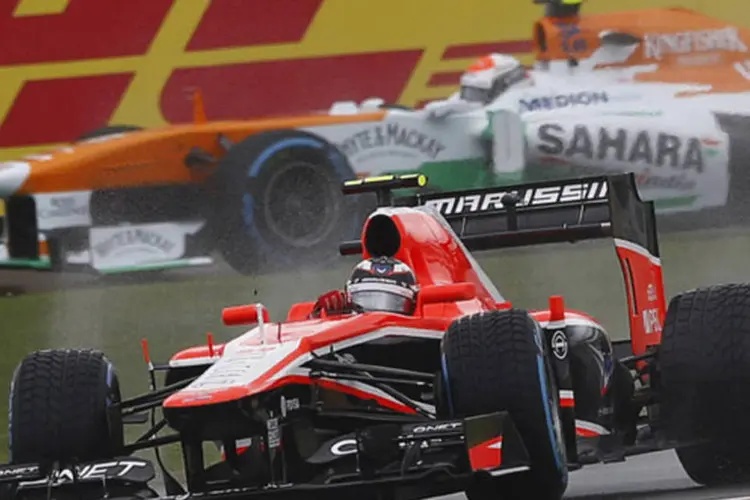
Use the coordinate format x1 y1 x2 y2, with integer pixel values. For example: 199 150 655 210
1 0 750 471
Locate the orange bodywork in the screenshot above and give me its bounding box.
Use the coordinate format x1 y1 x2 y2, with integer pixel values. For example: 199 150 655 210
16 111 385 195
534 7 750 93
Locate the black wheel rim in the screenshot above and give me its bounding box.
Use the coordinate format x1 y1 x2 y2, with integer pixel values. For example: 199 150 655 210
261 161 341 247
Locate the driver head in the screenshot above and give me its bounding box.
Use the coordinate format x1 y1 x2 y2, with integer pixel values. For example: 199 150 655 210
460 54 529 104
345 257 418 315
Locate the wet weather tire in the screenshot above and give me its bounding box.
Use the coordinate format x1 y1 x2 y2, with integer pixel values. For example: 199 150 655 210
210 129 362 275
8 349 123 465
661 283 750 486
440 309 568 500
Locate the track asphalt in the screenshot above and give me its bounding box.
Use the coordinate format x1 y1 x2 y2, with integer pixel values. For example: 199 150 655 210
429 450 750 499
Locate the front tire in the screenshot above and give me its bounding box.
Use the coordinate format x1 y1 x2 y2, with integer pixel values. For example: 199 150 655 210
9 349 124 465
660 283 750 485
440 309 568 500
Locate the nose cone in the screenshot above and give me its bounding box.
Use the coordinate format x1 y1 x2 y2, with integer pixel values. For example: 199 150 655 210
0 161 31 197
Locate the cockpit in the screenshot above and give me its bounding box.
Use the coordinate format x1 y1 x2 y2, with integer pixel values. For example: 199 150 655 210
459 54 531 105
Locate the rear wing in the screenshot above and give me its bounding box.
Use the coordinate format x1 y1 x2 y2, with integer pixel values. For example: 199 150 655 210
340 173 665 358
341 173 658 257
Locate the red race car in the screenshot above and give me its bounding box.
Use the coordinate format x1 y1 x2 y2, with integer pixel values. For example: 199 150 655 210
1 173 748 500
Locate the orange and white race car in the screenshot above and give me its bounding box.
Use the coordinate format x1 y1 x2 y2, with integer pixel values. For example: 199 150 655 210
1 0 750 276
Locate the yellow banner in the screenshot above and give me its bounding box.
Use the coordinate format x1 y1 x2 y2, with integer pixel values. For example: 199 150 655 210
0 0 748 162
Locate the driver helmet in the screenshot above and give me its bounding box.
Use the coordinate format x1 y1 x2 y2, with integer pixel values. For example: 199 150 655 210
346 257 418 314
459 53 529 105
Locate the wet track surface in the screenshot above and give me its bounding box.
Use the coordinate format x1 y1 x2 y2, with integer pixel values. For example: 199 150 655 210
562 451 748 499
426 451 750 499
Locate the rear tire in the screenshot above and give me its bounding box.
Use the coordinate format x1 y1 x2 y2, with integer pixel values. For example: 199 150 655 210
8 349 124 465
660 283 750 485
440 309 568 500
209 129 364 275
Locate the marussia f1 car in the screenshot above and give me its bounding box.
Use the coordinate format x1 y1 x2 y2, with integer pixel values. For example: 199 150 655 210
2 172 750 500
2 0 750 277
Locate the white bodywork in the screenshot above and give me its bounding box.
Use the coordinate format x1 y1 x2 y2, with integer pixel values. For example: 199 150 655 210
318 45 750 215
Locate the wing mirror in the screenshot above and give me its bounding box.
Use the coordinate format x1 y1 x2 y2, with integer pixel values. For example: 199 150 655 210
222 303 271 326
420 282 477 306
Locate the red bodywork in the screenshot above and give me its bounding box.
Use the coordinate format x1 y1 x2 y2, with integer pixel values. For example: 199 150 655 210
163 204 666 410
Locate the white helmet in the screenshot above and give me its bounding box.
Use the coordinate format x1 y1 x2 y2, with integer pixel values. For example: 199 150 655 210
459 54 529 104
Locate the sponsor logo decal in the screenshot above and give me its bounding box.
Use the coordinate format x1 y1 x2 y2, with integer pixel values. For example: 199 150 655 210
337 124 446 160
671 53 723 66
51 460 149 482
647 283 658 302
330 438 358 456
92 228 176 258
411 422 462 434
88 221 202 270
551 330 569 360
425 180 608 216
41 196 88 218
0 464 40 481
306 433 359 464
285 397 300 412
643 27 748 61
190 356 256 390
544 163 703 193
186 341 298 392
642 308 662 335
35 191 92 230
267 417 281 449
536 124 713 176
9 459 154 486
520 91 609 113
558 23 588 53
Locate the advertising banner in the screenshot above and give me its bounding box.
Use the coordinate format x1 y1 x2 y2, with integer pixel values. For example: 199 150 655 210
1 0 748 162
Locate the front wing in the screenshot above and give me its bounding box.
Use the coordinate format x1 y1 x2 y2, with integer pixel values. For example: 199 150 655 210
0 412 530 500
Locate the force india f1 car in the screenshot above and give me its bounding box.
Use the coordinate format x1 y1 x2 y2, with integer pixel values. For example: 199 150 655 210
3 172 750 500
3 0 750 277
